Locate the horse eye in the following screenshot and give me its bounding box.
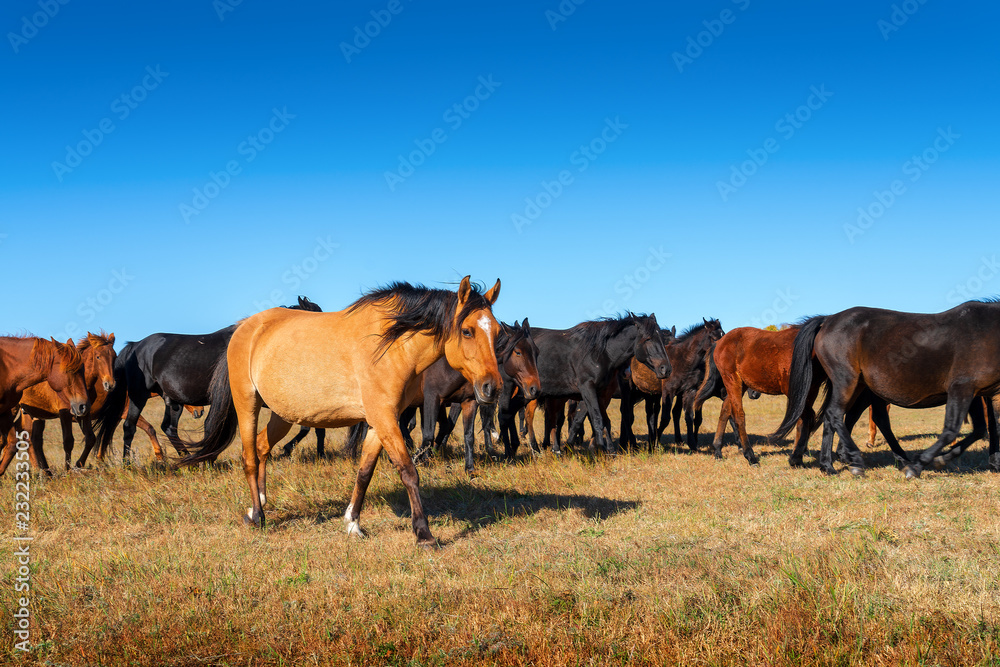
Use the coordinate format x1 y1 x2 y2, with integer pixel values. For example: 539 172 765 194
462 328 473 338
514 350 522 356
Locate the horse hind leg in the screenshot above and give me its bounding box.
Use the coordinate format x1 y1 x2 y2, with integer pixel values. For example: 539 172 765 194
254 412 293 515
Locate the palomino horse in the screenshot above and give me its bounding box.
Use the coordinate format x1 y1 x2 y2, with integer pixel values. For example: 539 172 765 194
19 332 116 471
0 337 89 474
774 301 1000 478
95 296 321 463
177 278 502 545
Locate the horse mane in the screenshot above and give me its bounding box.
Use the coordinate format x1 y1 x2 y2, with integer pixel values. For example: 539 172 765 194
677 319 718 342
976 296 1000 304
569 314 637 351
31 337 84 374
77 330 115 352
347 281 491 356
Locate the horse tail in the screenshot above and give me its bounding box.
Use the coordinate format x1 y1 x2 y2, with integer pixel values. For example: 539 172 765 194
771 316 827 441
94 343 132 460
345 422 368 459
175 356 239 465
694 347 720 408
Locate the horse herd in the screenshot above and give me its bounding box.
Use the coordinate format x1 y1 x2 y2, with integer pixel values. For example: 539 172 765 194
2 277 999 545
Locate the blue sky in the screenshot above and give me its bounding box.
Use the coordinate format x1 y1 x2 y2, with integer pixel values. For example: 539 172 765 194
2 0 998 345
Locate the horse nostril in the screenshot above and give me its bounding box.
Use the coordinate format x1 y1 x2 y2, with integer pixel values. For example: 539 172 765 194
103 381 111 391
529 386 540 399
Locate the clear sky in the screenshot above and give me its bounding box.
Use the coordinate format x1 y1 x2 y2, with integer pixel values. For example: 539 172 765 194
3 0 998 345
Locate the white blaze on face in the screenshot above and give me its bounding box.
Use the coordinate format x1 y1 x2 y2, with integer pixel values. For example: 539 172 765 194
477 314 493 346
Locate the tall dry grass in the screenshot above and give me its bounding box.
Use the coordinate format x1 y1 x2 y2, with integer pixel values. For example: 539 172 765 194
1 395 999 665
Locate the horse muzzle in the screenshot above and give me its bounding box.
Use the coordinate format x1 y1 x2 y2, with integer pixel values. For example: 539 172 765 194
70 401 89 418
654 360 671 380
475 380 499 405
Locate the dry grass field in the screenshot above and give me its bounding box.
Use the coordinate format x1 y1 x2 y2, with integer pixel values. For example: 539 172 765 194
2 394 999 666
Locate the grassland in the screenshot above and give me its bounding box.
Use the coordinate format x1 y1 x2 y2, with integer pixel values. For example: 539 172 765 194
1 394 999 666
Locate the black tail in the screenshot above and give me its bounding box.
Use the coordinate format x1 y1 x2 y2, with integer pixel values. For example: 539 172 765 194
694 346 721 408
94 342 133 460
771 316 827 441
176 356 239 465
345 422 368 459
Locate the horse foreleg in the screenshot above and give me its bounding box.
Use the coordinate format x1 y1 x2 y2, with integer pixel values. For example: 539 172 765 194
76 415 99 468
253 412 293 516
57 410 76 470
904 386 977 480
29 416 52 476
936 396 989 468
462 400 478 475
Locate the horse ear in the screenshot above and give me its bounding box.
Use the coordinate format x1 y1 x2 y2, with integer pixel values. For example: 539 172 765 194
703 317 709 325
108 333 115 345
457 275 472 306
522 317 529 330
483 279 501 305
671 326 676 336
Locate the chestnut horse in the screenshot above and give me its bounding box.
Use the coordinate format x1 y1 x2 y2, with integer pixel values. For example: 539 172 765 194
177 278 502 545
0 337 89 474
774 301 1000 478
19 332 117 471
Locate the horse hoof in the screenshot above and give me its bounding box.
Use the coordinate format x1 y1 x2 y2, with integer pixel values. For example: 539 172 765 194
243 508 264 529
932 456 947 470
748 457 760 467
416 539 438 549
789 457 803 468
903 466 921 480
820 466 836 476
345 520 365 538
713 451 723 460
849 466 865 478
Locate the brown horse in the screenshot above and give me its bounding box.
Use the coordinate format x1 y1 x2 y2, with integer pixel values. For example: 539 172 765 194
18 332 116 471
706 326 809 465
0 337 89 474
178 277 502 545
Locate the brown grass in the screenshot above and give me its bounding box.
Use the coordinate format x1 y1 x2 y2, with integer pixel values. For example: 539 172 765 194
2 396 999 666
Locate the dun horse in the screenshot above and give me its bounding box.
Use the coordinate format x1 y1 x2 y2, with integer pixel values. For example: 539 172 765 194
177 278 502 546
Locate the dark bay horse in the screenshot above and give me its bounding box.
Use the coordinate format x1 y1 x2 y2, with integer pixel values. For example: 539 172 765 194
619 327 676 451
177 278 502 546
349 319 540 474
416 319 540 473
657 319 724 450
0 337 89 475
773 301 1000 478
95 296 321 463
19 332 117 471
528 314 670 455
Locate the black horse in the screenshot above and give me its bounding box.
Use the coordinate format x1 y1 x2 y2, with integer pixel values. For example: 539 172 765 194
95 297 322 463
773 301 1000 478
529 313 670 455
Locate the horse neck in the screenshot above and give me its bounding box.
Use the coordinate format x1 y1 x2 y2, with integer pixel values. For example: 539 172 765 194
390 331 448 379
603 326 638 367
671 331 709 369
0 339 51 394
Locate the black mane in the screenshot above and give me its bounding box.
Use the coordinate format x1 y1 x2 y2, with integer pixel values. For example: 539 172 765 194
347 281 491 356
569 314 638 352
677 319 719 342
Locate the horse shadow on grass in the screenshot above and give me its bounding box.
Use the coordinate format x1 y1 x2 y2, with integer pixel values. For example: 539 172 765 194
386 482 640 543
